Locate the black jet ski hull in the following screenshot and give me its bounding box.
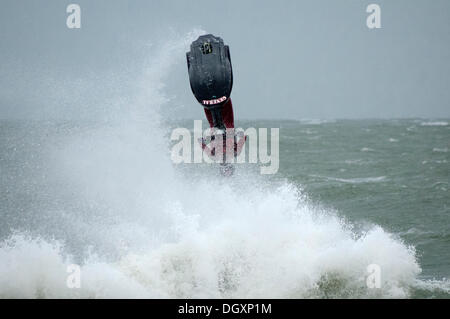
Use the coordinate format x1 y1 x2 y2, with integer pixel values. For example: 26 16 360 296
186 34 233 110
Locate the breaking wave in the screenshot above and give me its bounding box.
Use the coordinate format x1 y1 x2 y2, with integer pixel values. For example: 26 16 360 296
420 121 448 127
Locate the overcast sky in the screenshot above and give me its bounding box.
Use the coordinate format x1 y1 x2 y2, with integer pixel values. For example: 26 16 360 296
1 0 449 120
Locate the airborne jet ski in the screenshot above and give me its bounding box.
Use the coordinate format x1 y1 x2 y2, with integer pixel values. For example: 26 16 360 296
186 34 246 176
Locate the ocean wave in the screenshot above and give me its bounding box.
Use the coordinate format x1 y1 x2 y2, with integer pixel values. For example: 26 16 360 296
411 279 450 298
311 175 387 184
297 119 336 125
0 202 421 299
332 176 387 184
420 121 448 127
344 159 364 165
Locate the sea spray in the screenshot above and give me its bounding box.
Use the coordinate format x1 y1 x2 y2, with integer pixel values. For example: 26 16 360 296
0 30 430 298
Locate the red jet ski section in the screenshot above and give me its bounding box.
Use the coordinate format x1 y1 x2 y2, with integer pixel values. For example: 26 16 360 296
200 98 246 161
186 34 246 169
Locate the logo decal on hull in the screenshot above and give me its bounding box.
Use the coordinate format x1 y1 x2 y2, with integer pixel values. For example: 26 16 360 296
202 96 227 105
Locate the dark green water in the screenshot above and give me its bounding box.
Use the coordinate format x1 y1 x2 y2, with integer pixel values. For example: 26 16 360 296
269 119 449 281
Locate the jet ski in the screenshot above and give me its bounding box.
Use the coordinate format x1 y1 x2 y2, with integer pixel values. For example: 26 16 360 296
186 34 246 175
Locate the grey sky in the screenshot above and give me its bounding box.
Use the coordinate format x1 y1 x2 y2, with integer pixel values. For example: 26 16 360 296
1 0 449 120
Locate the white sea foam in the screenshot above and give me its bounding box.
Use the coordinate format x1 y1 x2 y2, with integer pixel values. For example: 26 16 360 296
298 119 336 125
420 121 448 127
316 175 387 184
340 176 387 184
0 193 422 298
345 159 364 165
